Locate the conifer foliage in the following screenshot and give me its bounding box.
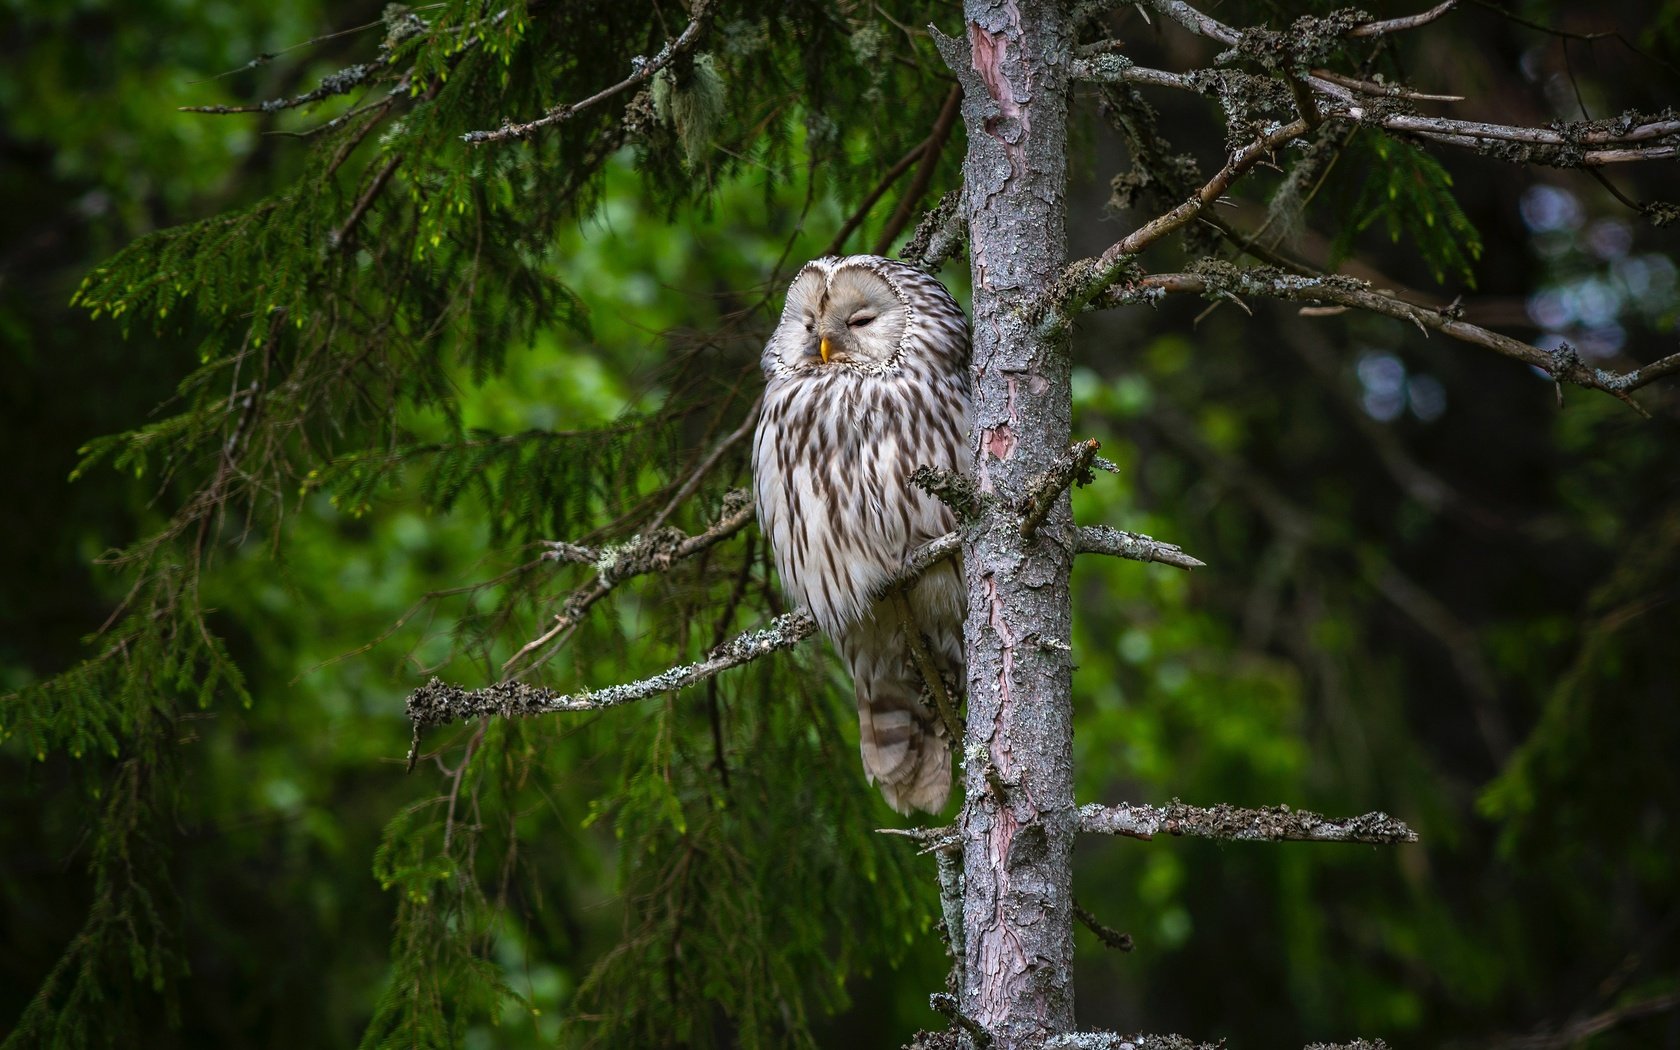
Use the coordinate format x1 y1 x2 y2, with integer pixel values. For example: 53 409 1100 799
5 0 1680 1048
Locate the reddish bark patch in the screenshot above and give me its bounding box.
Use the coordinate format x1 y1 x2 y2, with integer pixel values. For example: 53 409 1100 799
968 20 1029 176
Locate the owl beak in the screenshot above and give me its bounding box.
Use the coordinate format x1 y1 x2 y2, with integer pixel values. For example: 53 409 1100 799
819 335 831 364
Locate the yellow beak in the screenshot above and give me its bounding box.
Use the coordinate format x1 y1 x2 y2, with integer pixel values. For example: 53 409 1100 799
819 335 830 364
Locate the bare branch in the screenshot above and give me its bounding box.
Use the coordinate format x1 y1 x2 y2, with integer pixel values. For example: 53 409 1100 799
1021 439 1102 539
930 993 994 1049
891 590 965 744
1486 990 1680 1049
1114 3 1679 169
1097 268 1680 406
1045 117 1312 322
646 397 762 531
503 490 756 676
408 528 965 763
1143 0 1239 46
876 84 965 256
1048 1036 1390 1049
1075 57 1676 167
1074 525 1205 569
1069 54 1197 89
1308 67 1464 103
1347 0 1456 38
1079 800 1418 844
1047 1035 1221 1050
181 61 387 115
1072 900 1134 952
407 610 818 768
876 824 962 854
462 0 711 145
900 188 967 274
910 465 983 522
329 153 403 250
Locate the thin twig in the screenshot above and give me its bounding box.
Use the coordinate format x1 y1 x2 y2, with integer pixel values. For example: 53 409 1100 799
875 84 964 256
646 396 762 531
1072 900 1135 952
1099 269 1680 406
1487 991 1680 1049
1348 0 1457 38
930 993 994 1049
330 153 403 249
890 590 964 744
502 493 757 676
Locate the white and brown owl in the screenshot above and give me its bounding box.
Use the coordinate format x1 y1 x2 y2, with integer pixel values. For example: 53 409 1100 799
752 255 972 814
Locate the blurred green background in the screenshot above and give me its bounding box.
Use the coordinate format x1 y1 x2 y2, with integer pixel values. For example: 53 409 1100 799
3 1 1678 1047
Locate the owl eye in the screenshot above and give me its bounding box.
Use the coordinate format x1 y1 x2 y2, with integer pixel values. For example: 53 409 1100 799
803 319 815 332
848 314 875 328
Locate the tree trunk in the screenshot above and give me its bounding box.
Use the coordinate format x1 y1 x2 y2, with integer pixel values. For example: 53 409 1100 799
941 1 1076 1044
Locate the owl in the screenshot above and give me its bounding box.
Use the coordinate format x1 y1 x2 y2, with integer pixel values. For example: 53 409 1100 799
752 255 972 814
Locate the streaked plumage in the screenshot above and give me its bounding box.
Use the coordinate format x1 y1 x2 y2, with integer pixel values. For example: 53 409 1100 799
752 255 971 813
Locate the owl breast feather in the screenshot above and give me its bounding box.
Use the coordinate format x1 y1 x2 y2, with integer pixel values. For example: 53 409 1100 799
753 368 966 636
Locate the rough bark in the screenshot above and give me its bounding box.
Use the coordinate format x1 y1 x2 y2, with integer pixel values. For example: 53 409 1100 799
937 2 1077 1045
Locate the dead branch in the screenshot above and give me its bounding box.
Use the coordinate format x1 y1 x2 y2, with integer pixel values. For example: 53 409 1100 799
502 490 756 676
1021 439 1102 538
1347 1 1457 38
407 610 819 768
1046 118 1313 323
1079 800 1418 844
1072 900 1134 952
1074 525 1206 570
1098 268 1680 407
1484 990 1680 1049
409 528 965 765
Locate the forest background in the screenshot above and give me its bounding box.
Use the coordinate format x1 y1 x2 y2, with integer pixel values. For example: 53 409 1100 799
2 0 1678 1047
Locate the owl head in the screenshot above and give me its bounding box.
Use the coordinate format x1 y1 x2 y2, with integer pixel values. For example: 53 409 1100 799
763 256 922 376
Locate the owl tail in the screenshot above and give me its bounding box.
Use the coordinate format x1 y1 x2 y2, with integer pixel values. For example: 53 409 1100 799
856 683 952 815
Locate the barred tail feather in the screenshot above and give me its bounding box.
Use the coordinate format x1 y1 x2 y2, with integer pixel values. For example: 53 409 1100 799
856 684 951 815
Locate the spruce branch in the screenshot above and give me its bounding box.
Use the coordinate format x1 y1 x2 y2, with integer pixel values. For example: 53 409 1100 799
1078 800 1418 844
408 611 818 769
1347 0 1458 38
462 0 712 144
